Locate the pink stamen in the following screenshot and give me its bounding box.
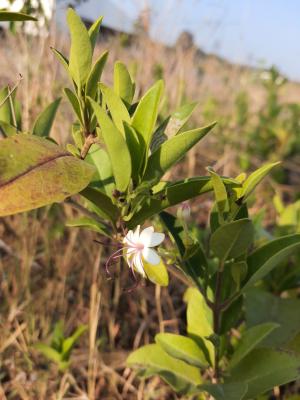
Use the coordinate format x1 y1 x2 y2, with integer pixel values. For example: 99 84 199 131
105 247 125 275
105 245 142 275
94 239 120 248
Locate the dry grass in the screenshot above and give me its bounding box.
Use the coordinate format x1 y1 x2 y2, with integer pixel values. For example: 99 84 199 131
0 202 190 399
0 26 299 399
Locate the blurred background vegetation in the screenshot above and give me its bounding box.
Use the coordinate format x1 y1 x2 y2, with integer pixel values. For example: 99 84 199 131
0 0 300 398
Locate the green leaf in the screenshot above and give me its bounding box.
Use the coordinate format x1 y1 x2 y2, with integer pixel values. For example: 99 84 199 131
229 348 300 399
114 61 135 105
128 176 239 228
85 144 115 196
88 98 131 192
80 186 119 222
0 11 37 21
184 287 214 365
51 47 69 72
240 162 280 201
85 51 108 99
243 234 300 291
34 343 62 364
167 176 239 206
0 134 95 216
64 88 83 124
123 122 144 182
62 325 87 359
245 288 300 347
207 167 229 219
72 122 82 137
0 120 19 137
51 321 64 351
35 341 69 371
210 219 254 262
100 84 130 134
197 383 248 400
0 86 14 125
143 259 169 286
71 123 84 148
220 296 243 335
66 216 111 237
127 343 202 393
132 80 163 157
166 102 198 136
155 333 208 368
231 261 248 290
149 117 169 153
32 98 61 137
66 143 80 157
160 211 207 282
278 200 300 228
229 323 279 369
67 8 92 87
150 102 198 153
0 86 21 129
143 123 216 183
88 16 103 52
283 334 300 357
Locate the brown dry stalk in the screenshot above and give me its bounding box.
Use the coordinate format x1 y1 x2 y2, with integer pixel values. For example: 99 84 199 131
88 249 102 400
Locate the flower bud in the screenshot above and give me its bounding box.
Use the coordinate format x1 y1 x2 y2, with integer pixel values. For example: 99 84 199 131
177 201 191 221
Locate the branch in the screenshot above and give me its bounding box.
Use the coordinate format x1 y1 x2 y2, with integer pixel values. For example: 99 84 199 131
80 133 98 159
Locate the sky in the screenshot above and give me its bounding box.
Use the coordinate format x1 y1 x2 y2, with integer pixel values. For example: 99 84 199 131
68 0 300 81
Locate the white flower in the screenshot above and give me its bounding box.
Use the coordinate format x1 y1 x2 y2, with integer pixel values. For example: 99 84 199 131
123 225 165 277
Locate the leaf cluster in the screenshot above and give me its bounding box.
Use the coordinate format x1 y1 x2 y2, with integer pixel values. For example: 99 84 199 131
35 321 87 371
128 165 300 399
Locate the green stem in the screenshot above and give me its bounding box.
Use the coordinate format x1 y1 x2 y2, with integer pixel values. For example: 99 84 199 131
8 85 17 128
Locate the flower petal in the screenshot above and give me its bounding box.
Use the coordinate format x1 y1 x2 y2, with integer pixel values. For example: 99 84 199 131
124 229 134 244
140 227 165 247
133 252 146 276
133 225 141 242
142 248 161 265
